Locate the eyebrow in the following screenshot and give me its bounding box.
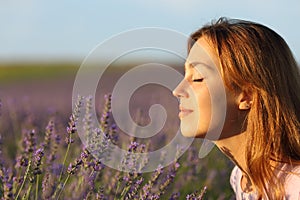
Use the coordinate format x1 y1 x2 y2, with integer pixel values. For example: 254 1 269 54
185 61 212 71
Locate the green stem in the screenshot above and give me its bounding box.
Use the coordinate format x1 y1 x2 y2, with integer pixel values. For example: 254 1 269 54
89 169 94 177
15 160 32 200
120 185 130 199
22 183 32 200
74 172 84 194
52 139 71 200
56 175 70 200
35 175 39 200
113 181 121 200
58 139 72 182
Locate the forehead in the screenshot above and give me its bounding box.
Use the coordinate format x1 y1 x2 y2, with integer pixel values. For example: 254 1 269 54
185 37 219 71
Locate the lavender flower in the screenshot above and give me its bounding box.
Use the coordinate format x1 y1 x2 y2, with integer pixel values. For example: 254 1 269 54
125 177 144 199
128 141 138 152
67 158 83 175
84 96 114 164
87 172 97 191
65 96 82 145
186 186 207 200
22 129 37 154
42 173 56 199
0 94 230 199
3 182 13 199
83 96 94 146
99 94 112 134
96 187 106 200
157 162 180 197
47 132 60 162
72 95 84 120
65 116 76 145
81 169 98 200
41 119 55 150
140 165 163 199
89 125 119 165
149 193 160 200
0 167 14 199
81 148 91 168
169 192 180 200
57 96 83 186
108 123 118 145
32 147 44 175
92 160 104 172
120 141 146 173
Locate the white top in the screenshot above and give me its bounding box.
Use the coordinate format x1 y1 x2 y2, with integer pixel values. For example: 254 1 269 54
230 165 300 200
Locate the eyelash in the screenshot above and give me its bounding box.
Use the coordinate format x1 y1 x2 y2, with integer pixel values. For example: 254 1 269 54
192 78 204 82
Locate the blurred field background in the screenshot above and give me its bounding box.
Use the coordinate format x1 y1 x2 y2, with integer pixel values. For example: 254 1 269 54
0 62 78 162
0 62 235 199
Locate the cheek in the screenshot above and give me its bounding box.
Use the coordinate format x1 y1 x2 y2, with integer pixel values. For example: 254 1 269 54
195 87 212 136
179 83 230 139
196 81 228 140
179 87 202 137
180 86 212 138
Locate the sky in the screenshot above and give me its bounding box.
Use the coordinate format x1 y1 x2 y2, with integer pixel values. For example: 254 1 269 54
1 0 300 62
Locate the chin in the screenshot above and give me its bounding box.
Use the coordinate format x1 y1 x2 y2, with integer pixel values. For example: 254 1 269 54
180 122 207 138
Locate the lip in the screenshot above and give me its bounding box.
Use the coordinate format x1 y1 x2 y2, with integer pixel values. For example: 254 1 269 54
179 106 193 118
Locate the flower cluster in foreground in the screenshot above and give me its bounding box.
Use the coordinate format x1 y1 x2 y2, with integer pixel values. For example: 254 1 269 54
0 95 212 199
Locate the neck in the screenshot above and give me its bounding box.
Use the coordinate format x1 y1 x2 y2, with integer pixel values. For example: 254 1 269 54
214 131 249 174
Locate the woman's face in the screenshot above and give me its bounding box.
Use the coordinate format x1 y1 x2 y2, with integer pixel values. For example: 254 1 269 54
173 37 243 140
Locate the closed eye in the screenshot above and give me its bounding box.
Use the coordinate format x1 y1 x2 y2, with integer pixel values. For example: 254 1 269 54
192 78 204 82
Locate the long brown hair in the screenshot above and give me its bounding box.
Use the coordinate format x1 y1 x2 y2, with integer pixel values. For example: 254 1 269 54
188 18 300 199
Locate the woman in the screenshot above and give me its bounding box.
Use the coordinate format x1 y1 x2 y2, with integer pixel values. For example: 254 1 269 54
173 17 300 199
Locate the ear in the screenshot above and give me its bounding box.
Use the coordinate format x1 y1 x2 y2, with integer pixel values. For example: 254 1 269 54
237 89 253 110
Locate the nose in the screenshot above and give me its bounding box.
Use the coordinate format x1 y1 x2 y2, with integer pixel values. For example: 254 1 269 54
173 79 189 98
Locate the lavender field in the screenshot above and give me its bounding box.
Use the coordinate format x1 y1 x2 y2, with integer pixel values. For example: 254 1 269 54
0 62 234 199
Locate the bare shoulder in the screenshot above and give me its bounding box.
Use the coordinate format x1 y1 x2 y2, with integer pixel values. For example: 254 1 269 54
284 165 300 199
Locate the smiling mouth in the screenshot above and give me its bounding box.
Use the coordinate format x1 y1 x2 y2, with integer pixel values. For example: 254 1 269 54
179 107 193 118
